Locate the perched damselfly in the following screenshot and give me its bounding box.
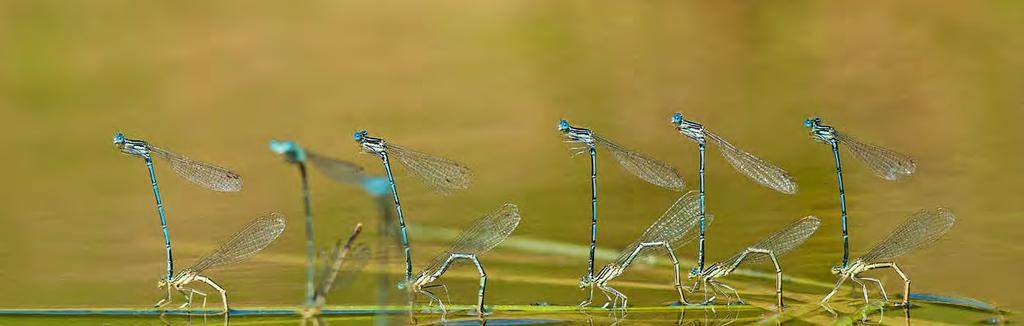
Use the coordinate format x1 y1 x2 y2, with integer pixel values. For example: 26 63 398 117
671 113 798 279
113 132 243 281
558 119 686 306
400 203 520 317
580 191 706 308
804 117 916 268
688 216 819 310
821 208 954 307
155 213 286 314
354 130 472 283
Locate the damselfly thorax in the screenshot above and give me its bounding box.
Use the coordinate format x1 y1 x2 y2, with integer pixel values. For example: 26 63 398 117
354 131 388 155
804 118 837 143
113 133 151 158
592 264 625 285
692 262 730 280
674 119 706 144
559 122 596 145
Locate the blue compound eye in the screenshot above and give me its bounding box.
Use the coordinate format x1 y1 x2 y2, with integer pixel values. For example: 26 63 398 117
689 267 699 275
558 119 569 131
671 112 683 125
113 132 125 144
353 130 367 142
803 119 813 128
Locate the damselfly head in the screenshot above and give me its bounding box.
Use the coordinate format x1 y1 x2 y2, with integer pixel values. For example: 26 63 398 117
578 274 593 289
396 279 408 290
671 112 684 126
558 119 570 133
353 130 368 143
829 265 842 275
268 140 305 163
156 278 167 288
803 117 823 129
113 132 125 146
687 267 700 279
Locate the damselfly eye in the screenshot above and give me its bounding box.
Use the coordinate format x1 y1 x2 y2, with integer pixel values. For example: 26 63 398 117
803 119 814 128
671 112 683 125
113 132 125 145
353 130 367 142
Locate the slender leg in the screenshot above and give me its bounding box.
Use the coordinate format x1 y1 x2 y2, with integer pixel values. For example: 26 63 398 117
866 262 910 306
417 288 444 313
829 140 850 269
600 284 627 309
820 275 850 304
701 279 716 305
579 285 594 307
850 275 870 303
196 275 228 314
715 281 743 305
861 277 889 302
421 284 451 307
618 242 689 305
430 253 488 316
176 287 192 310
155 285 173 308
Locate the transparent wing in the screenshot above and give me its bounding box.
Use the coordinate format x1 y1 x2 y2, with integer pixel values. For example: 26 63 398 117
835 131 916 180
317 224 364 297
149 145 243 192
189 213 287 272
723 216 820 266
706 132 797 195
592 134 686 191
306 150 366 184
422 204 520 274
614 191 709 264
386 144 472 195
860 208 955 262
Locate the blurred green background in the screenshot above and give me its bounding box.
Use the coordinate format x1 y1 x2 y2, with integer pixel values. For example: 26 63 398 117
1 0 1022 321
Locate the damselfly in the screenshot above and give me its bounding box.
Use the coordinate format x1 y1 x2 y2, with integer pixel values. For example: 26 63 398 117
354 130 472 282
688 216 820 310
155 213 286 314
400 203 520 317
804 117 916 269
113 132 243 281
671 113 798 277
580 191 706 308
558 119 685 306
300 223 370 325
820 208 954 307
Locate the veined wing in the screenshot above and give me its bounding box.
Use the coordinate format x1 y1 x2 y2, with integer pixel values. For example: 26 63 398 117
422 204 520 274
386 143 472 195
306 150 366 185
189 213 287 272
723 216 820 266
592 134 686 191
706 132 797 195
614 191 709 264
149 145 243 192
860 208 955 262
835 131 916 180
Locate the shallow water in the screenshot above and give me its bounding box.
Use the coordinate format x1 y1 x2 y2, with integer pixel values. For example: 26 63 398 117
1 0 1022 324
